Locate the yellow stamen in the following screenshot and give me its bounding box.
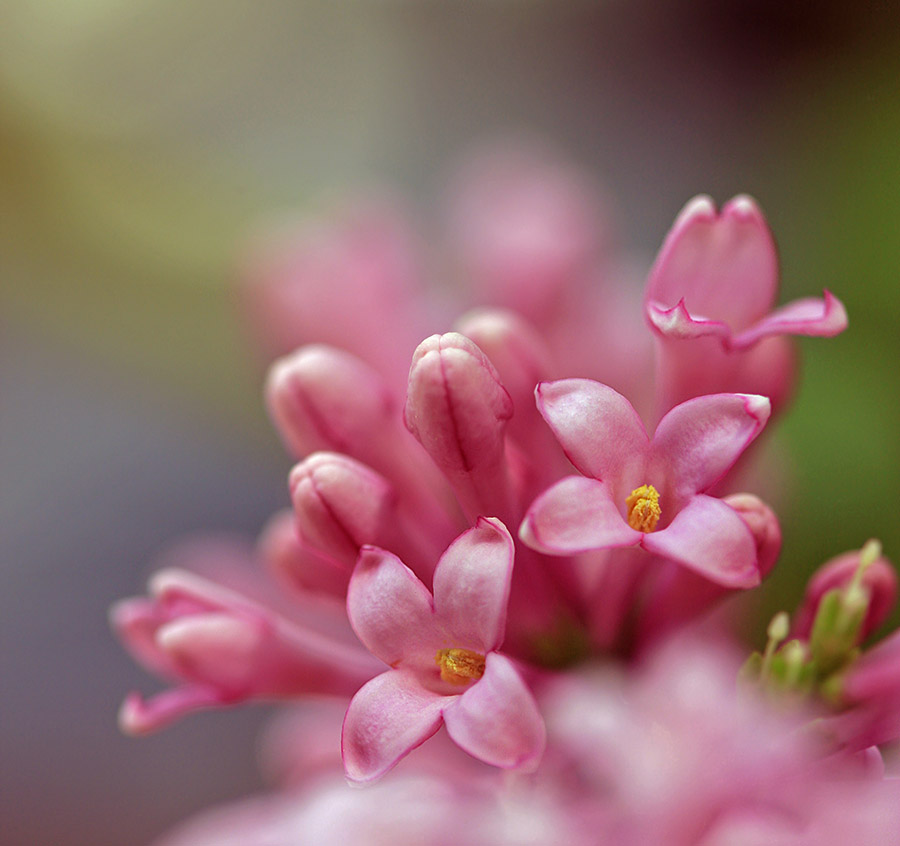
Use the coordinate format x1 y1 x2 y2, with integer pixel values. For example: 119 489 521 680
435 648 486 685
626 484 661 532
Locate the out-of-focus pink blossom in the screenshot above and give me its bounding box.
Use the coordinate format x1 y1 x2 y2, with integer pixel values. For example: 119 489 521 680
520 379 770 587
244 145 653 416
546 637 900 846
446 142 609 324
157 637 900 846
240 198 434 395
825 627 900 752
342 518 545 782
645 195 847 414
111 540 382 734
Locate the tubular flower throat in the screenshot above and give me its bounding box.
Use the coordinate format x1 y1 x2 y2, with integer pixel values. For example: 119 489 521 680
626 485 661 533
436 648 487 685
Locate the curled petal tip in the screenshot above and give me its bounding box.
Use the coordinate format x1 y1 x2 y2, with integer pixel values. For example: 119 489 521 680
118 693 148 736
645 298 730 341
822 289 849 333
741 394 772 426
118 692 170 737
108 597 147 632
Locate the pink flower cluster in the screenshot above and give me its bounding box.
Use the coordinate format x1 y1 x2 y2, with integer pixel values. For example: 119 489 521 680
113 147 900 844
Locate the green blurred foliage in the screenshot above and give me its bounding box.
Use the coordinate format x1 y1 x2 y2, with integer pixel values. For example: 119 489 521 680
758 48 900 631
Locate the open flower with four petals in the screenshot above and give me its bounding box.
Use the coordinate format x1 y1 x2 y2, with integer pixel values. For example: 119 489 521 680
520 379 770 588
342 517 545 782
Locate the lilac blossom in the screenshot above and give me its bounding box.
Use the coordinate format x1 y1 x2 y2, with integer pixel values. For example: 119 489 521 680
520 380 770 587
645 194 847 414
342 518 545 782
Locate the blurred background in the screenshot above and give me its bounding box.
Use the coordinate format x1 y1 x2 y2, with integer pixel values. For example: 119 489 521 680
2 2 899 843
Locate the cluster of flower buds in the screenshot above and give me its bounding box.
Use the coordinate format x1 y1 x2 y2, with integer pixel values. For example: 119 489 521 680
742 539 900 752
113 147 900 844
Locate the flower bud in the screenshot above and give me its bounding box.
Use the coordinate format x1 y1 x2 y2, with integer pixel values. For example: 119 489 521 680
289 453 397 568
794 545 896 645
111 567 382 735
266 344 394 459
405 333 515 522
723 493 782 580
454 309 561 470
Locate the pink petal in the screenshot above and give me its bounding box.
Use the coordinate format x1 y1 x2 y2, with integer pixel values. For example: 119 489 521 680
535 379 649 496
730 290 848 349
156 612 265 695
519 476 641 555
723 493 782 580
341 669 445 783
646 194 778 333
346 547 437 669
149 568 253 617
641 495 760 588
432 517 514 653
443 653 545 771
650 393 770 508
110 597 181 680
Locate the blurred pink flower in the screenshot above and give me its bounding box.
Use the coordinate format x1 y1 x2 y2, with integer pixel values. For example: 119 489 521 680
792 547 897 644
826 627 900 752
111 539 382 734
155 637 900 846
545 637 900 846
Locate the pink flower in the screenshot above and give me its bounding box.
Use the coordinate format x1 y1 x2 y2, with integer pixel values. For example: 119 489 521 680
341 517 545 782
545 636 900 846
240 198 433 395
825 628 900 752
445 141 609 325
645 195 847 413
520 379 770 587
111 541 382 734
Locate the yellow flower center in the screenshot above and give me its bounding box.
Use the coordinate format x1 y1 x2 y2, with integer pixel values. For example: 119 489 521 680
435 648 486 685
626 484 661 532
